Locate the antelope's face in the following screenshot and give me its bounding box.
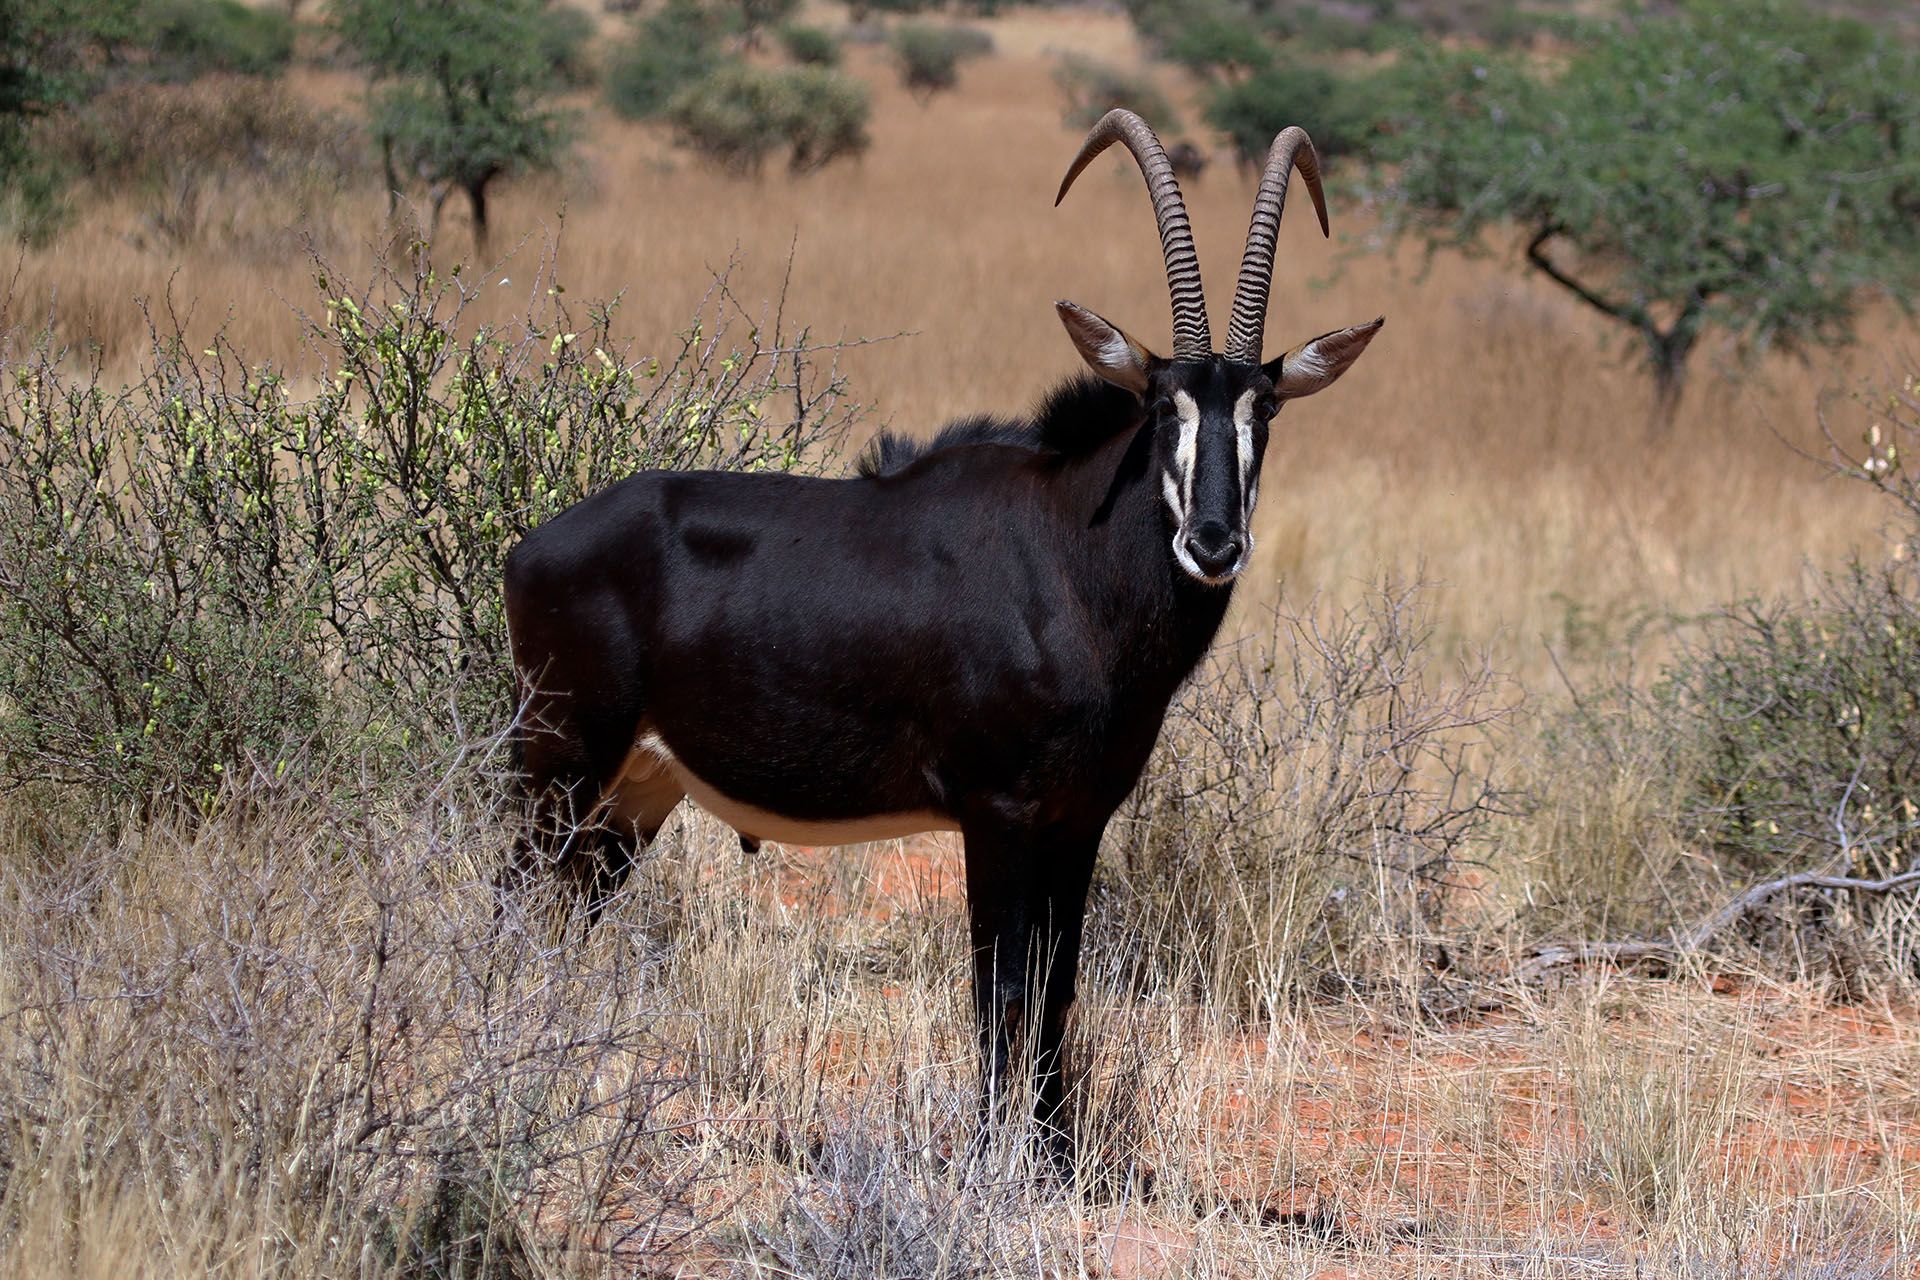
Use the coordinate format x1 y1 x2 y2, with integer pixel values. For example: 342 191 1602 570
1148 359 1274 584
1058 300 1383 587
1053 108 1385 587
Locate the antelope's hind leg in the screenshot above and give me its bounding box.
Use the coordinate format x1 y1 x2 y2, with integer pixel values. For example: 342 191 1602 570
597 735 687 905
506 686 682 918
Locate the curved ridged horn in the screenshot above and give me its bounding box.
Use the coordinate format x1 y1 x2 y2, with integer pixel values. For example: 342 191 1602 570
1055 109 1211 361
1224 127 1331 364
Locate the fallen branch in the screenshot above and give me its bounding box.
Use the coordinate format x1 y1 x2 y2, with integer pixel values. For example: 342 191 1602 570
1517 865 1920 982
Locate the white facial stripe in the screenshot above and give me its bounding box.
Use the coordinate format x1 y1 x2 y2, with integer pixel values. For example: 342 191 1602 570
1161 470 1184 524
1172 390 1200 518
1232 388 1258 519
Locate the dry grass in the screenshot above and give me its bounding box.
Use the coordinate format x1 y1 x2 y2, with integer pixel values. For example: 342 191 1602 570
9 772 1916 1277
5 5 1920 1276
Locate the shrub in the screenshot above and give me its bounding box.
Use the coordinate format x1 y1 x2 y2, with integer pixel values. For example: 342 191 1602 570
667 63 870 174
535 1 597 86
605 0 727 120
777 21 841 66
667 65 781 172
0 765 701 1273
890 23 991 101
1203 53 1382 165
1051 54 1176 133
780 66 872 173
0 257 860 821
1659 560 1920 887
1090 583 1511 1019
143 0 295 79
39 77 366 248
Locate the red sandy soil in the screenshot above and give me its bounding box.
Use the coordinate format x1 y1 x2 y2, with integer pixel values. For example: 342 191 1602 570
650 841 1920 1276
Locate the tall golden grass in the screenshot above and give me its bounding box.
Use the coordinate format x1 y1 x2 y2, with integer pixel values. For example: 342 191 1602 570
7 9 1909 680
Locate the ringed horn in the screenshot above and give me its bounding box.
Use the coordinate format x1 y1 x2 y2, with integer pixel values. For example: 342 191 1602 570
1055 111 1332 366
1055 108 1211 361
1224 127 1330 364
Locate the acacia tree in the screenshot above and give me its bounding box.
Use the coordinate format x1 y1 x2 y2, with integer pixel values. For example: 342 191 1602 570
334 0 576 257
1373 1 1920 428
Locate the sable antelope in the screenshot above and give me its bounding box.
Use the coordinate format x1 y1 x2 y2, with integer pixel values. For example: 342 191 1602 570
503 110 1382 1150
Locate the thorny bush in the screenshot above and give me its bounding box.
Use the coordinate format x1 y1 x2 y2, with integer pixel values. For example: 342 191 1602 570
0 742 712 1276
1093 580 1515 1021
1511 362 1920 978
0 251 861 821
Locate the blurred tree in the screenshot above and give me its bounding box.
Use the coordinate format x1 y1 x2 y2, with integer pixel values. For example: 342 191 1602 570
729 0 799 50
776 22 841 68
847 0 931 22
334 0 578 258
0 0 138 238
1051 54 1176 134
1372 0 1920 429
0 0 137 174
665 62 868 174
605 0 726 121
1203 51 1381 167
889 23 991 103
143 0 295 80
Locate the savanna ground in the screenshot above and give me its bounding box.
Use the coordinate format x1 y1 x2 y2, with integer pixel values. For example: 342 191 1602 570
3 4 1920 1276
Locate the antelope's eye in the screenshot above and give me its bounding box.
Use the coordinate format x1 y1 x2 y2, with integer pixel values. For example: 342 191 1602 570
1254 394 1279 421
1150 396 1174 419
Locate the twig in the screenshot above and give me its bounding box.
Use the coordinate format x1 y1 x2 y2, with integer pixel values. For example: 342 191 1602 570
1518 863 1920 981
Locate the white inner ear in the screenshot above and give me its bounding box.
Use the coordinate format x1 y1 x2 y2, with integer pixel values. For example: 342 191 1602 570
1289 342 1331 384
1098 329 1137 373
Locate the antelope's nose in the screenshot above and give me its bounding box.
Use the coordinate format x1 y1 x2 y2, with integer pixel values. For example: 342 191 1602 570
1184 521 1244 579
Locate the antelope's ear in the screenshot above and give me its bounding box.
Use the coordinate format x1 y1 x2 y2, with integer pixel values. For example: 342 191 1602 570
1056 300 1155 397
1262 317 1384 400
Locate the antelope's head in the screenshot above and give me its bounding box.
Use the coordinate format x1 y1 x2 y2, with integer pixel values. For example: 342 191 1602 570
1055 110 1383 586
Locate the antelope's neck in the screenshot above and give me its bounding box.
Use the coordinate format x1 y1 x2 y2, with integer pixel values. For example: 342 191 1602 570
1059 424 1235 693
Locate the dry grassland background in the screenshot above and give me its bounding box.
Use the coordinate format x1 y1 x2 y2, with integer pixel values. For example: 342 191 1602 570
10 6 1906 670
3 3 1920 1277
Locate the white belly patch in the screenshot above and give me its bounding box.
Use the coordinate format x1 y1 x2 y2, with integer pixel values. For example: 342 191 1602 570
612 730 957 847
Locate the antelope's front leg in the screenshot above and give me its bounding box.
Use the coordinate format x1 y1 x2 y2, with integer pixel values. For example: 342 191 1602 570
961 819 1104 1163
1030 828 1103 1161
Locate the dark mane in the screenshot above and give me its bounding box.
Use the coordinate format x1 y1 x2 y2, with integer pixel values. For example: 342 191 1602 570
856 375 1141 478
